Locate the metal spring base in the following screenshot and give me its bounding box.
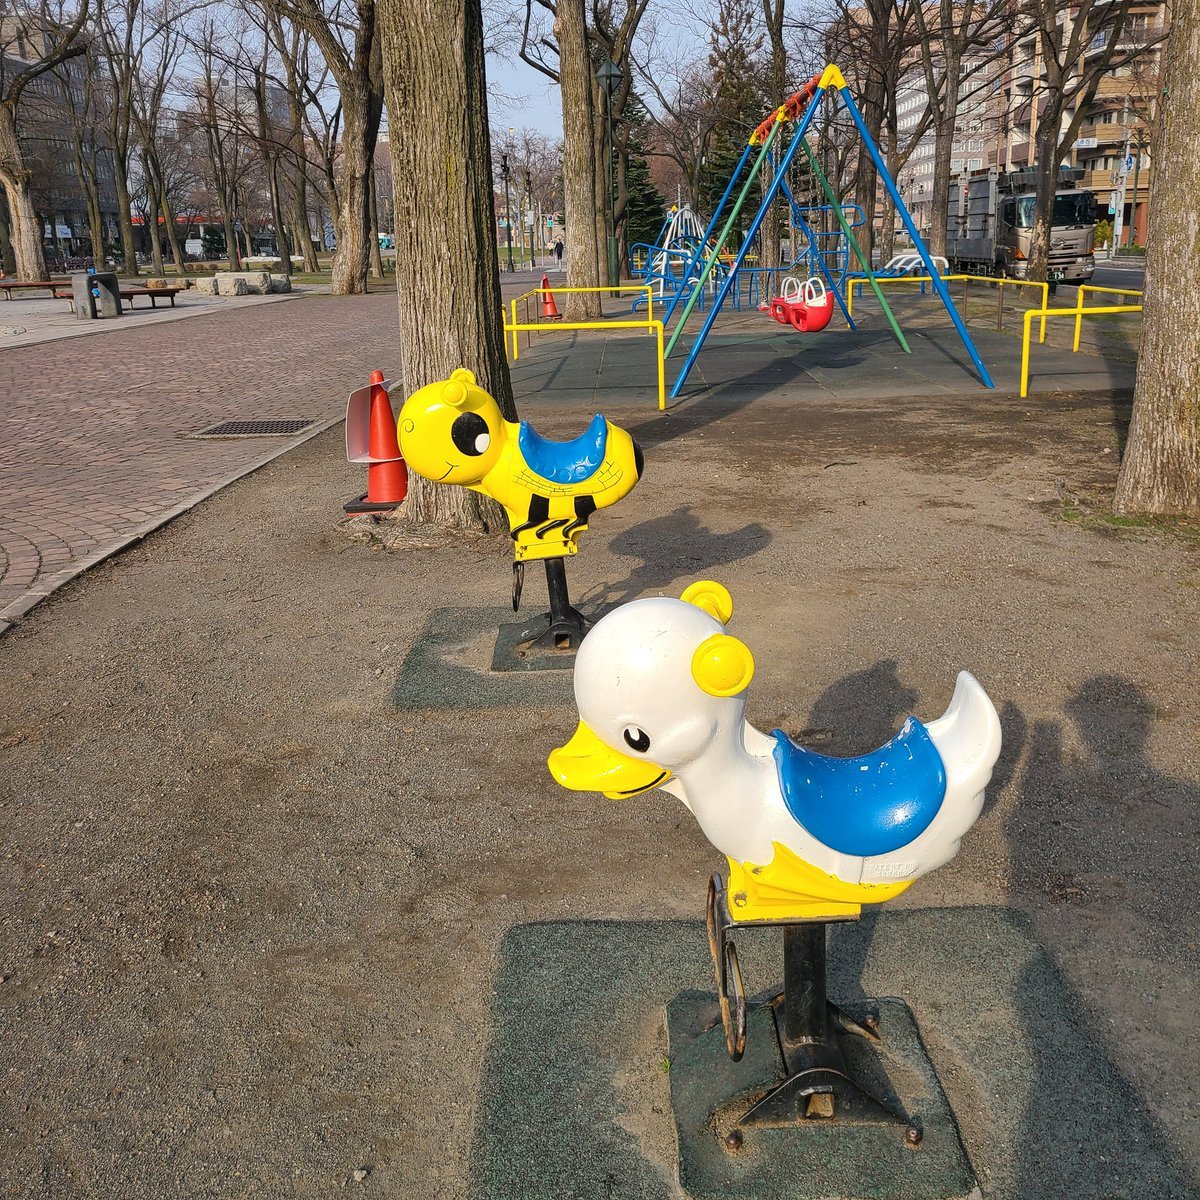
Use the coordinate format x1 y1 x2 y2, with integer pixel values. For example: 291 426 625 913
705 874 922 1143
510 557 588 651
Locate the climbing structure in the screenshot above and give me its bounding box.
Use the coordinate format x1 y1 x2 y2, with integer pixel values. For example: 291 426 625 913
632 205 714 302
663 65 996 398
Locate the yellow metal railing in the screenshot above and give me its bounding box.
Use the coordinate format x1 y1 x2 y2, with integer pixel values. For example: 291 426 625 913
1021 302 1143 398
507 284 656 362
847 273 1049 340
504 316 666 410
1073 284 1143 351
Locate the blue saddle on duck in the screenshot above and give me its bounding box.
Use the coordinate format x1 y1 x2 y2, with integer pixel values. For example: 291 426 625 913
770 718 946 857
518 413 609 484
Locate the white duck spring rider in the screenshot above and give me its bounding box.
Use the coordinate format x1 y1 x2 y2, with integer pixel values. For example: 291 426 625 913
550 580 1003 1130
549 580 1002 923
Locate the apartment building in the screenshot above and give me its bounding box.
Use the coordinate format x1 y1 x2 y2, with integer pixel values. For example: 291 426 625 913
1000 1 1167 247
892 0 1168 249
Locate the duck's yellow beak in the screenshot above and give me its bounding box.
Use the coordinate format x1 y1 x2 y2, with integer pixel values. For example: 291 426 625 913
548 721 672 799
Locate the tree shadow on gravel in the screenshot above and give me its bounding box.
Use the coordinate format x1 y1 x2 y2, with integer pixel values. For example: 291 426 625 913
1006 673 1200 1197
587 506 771 609
1010 672 1200 941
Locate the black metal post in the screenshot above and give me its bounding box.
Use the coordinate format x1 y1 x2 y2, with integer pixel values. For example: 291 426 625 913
544 556 573 629
781 923 828 1048
501 153 514 273
597 58 622 288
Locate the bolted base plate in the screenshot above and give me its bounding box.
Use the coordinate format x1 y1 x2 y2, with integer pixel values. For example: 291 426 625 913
342 491 402 515
666 992 978 1200
491 612 589 672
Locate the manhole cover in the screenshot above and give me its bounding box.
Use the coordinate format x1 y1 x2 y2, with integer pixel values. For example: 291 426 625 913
190 419 315 438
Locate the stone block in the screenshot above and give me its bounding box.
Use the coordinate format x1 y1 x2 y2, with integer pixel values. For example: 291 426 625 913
216 275 249 296
241 271 272 294
193 277 218 296
144 277 172 290
268 274 293 294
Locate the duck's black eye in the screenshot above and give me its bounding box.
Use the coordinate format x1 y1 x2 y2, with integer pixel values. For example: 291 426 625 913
623 726 651 753
451 412 490 456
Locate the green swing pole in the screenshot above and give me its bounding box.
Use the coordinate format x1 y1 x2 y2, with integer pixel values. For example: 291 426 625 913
800 137 910 354
664 118 787 359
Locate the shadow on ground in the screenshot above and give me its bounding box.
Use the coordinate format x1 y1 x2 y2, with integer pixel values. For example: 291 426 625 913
594 506 771 607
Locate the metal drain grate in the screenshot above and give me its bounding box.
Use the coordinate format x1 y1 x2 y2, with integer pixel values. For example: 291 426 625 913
191 419 315 438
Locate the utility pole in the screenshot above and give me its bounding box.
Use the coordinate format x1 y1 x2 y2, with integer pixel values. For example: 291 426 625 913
1127 146 1142 248
1110 99 1130 259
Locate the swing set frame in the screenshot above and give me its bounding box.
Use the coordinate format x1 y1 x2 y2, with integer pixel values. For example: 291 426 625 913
662 64 996 400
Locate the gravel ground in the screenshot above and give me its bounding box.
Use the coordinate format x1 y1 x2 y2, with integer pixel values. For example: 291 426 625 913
1 384 1197 1198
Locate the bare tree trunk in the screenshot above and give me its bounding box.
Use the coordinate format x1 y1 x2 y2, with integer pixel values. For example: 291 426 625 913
878 191 896 263
379 0 513 530
330 98 380 294
555 0 602 318
115 169 139 276
853 76 886 266
760 0 787 272
267 161 292 277
0 106 48 280
84 176 104 266
368 168 384 280
928 107 957 259
332 155 370 293
1026 117 1060 282
1114 14 1200 516
759 162 781 269
160 184 188 275
0 199 15 273
223 214 239 269
293 194 318 271
140 155 165 275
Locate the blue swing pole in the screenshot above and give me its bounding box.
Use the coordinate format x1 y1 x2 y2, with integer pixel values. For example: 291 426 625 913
778 174 855 330
670 83 826 398
659 141 755 328
828 69 995 389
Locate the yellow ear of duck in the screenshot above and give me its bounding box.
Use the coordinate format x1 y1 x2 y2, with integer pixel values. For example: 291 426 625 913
449 367 477 386
440 378 470 407
681 580 734 624
691 634 755 697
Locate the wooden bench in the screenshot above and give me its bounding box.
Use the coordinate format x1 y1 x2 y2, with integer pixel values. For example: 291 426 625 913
117 286 184 309
53 285 185 310
0 279 69 299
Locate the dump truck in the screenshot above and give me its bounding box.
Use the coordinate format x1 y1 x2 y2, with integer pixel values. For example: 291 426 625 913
945 167 1097 284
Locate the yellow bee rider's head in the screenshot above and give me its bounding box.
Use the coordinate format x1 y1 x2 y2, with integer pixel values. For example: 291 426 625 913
396 367 505 486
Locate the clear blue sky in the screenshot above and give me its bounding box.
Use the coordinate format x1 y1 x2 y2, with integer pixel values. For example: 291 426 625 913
486 50 564 139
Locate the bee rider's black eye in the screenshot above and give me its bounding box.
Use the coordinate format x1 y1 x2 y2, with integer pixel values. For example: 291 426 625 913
623 727 651 753
451 412 491 456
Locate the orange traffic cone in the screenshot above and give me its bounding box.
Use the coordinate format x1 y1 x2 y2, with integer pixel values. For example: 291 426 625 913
344 369 408 514
541 273 561 320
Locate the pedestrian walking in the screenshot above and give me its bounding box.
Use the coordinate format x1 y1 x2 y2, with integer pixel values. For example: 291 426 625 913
553 239 564 271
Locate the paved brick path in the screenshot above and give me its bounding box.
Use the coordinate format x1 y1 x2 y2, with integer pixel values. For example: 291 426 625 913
0 292 402 631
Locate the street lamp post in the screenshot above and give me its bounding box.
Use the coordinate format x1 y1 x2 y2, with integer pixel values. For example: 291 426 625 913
500 153 514 273
524 168 533 272
596 57 622 287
